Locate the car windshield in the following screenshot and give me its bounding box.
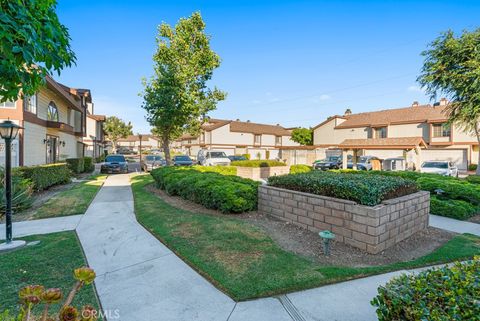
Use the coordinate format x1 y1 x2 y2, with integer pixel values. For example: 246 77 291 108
207 152 227 158
231 156 246 160
326 156 340 162
105 155 125 162
358 156 369 163
422 162 448 169
145 156 163 161
175 156 191 161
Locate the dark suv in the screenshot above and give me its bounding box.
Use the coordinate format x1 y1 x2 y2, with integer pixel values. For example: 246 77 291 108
101 155 129 174
313 156 342 170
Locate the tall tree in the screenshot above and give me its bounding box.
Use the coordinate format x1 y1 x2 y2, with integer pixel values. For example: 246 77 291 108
418 29 480 174
141 12 226 164
104 116 133 153
291 127 313 145
0 0 76 102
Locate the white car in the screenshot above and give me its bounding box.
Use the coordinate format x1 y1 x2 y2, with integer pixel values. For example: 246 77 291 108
420 161 458 177
197 150 231 166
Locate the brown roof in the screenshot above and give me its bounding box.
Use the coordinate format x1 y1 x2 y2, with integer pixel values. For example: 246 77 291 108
87 114 106 121
202 119 231 131
229 120 292 136
45 76 83 112
338 137 427 149
332 105 448 129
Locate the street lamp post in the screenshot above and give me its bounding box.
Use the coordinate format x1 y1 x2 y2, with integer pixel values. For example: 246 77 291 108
0 120 25 252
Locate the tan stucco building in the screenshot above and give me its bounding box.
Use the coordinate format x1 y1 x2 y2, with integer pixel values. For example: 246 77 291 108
300 99 478 170
116 135 161 152
173 119 299 159
0 76 105 166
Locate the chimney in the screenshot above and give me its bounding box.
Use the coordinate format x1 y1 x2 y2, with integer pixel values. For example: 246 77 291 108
344 108 352 116
236 118 240 121
439 98 448 106
246 120 250 123
276 123 280 126
412 101 419 107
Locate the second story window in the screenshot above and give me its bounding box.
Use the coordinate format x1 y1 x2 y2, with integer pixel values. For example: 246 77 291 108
254 134 261 145
433 123 451 137
275 136 282 145
374 127 387 139
0 99 15 108
47 101 59 121
24 94 37 113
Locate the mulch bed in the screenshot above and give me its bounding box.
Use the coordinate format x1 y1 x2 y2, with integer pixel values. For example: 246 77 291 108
146 184 456 268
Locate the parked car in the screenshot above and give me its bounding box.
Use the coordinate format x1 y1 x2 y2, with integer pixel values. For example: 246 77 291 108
228 155 247 162
197 150 231 166
150 149 163 155
313 156 342 170
117 147 135 155
347 156 382 170
101 155 129 174
173 155 194 166
141 155 166 172
420 161 458 177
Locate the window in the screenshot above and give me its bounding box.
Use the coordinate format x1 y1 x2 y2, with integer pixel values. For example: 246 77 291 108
254 134 261 145
432 123 451 137
275 136 282 145
47 101 59 121
24 94 37 113
0 99 15 108
374 127 387 138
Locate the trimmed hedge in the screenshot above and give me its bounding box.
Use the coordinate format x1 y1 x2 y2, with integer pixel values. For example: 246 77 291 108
66 158 85 174
191 165 237 176
290 164 312 174
83 157 94 173
268 171 418 206
15 163 71 191
469 164 478 171
372 257 480 321
151 167 259 213
466 175 480 184
430 195 478 220
417 176 480 205
231 160 287 167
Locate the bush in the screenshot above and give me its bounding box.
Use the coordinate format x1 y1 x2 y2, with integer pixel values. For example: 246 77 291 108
290 164 312 174
0 169 33 215
430 195 478 220
151 167 258 213
230 160 287 167
268 171 418 206
15 163 71 191
191 165 237 175
66 158 85 174
466 175 480 184
469 163 477 171
371 257 480 321
242 153 250 160
416 176 480 205
83 157 94 173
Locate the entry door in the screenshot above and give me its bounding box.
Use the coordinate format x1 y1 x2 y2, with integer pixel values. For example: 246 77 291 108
46 135 59 163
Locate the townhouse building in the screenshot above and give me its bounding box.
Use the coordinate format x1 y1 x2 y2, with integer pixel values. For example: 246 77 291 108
116 135 161 152
0 75 105 166
174 119 299 159
285 99 476 170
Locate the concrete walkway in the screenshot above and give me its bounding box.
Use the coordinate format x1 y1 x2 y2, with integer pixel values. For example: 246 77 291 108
4 175 480 321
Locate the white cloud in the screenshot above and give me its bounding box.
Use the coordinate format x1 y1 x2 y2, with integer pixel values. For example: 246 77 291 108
407 85 424 93
309 94 331 103
319 94 331 101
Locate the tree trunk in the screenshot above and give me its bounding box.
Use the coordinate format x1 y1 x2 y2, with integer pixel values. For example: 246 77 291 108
111 140 117 154
163 137 171 165
475 126 480 176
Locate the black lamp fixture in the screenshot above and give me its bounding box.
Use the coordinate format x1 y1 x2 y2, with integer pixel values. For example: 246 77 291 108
0 120 25 251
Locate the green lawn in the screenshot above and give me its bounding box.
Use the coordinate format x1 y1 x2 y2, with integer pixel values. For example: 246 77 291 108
32 175 106 219
0 232 100 315
131 174 480 301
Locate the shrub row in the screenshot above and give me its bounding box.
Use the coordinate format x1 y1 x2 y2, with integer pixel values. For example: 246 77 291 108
268 171 418 206
372 257 480 321
15 163 71 191
230 160 287 167
191 165 237 175
151 167 259 213
66 157 95 174
430 195 477 220
290 164 312 174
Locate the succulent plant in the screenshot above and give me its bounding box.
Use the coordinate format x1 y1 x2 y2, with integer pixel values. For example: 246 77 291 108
41 288 63 304
59 306 79 321
74 267 96 285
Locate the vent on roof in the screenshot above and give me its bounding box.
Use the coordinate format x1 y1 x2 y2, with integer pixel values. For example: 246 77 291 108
439 98 448 106
236 118 240 121
344 108 352 116
246 120 250 122
276 124 280 126
412 101 419 107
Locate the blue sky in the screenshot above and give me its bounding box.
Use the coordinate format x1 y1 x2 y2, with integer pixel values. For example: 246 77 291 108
55 0 480 133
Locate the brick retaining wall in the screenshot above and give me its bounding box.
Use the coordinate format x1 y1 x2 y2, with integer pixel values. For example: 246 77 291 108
258 185 430 254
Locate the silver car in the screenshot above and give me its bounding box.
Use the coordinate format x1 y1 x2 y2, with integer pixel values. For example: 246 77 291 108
141 155 166 172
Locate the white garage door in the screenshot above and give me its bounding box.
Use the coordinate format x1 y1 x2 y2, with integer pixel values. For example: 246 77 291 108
422 149 468 170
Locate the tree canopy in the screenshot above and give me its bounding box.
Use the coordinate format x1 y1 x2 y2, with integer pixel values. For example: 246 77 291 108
104 116 133 153
291 127 313 145
417 28 480 174
0 0 76 102
141 12 226 162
